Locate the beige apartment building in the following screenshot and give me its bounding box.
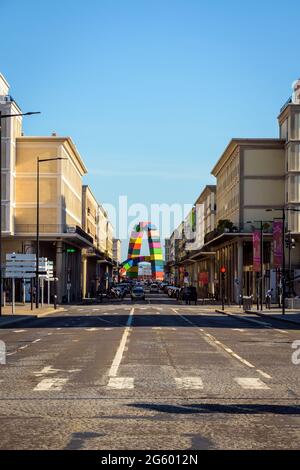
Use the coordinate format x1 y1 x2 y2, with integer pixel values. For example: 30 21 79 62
2 135 93 302
81 186 114 298
113 238 122 265
173 80 300 303
182 185 216 297
209 138 286 302
1 73 115 303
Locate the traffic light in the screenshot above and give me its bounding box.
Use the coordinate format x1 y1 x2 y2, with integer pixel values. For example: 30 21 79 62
285 235 296 249
66 248 76 253
220 266 226 279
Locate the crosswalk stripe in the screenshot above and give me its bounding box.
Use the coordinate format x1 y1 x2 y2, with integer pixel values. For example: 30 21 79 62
34 378 68 391
235 377 270 390
107 377 134 389
175 377 204 390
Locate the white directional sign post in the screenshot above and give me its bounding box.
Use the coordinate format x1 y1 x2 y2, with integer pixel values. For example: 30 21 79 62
4 254 57 312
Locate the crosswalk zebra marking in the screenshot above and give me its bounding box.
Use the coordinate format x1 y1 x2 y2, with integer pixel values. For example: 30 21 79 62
33 378 68 391
235 377 270 390
107 377 134 389
175 377 204 390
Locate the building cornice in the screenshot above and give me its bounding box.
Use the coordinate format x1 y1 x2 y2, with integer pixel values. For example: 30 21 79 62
16 136 88 175
195 184 216 205
211 138 285 177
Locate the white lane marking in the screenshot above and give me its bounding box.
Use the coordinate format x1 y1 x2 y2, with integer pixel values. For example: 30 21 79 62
108 308 134 377
152 327 162 330
232 329 245 332
107 377 134 389
13 330 26 333
156 312 160 315
256 369 272 379
92 308 100 311
19 345 28 350
6 351 17 356
34 366 61 377
235 377 270 390
175 377 203 390
172 308 261 370
104 328 113 331
34 378 68 391
34 366 80 377
85 328 98 331
56 328 61 330
32 339 41 343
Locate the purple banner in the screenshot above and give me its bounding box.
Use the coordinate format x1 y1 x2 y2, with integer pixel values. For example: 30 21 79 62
273 220 283 268
253 230 261 272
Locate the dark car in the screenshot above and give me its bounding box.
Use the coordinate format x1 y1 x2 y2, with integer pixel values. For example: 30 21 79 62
131 287 146 301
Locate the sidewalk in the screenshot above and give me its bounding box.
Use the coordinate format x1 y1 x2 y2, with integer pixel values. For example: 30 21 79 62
215 304 300 326
0 303 65 328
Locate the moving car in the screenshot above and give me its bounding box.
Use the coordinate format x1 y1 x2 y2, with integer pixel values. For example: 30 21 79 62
131 287 146 301
150 283 159 293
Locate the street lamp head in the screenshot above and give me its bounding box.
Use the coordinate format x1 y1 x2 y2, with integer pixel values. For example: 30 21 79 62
38 156 68 163
24 112 41 116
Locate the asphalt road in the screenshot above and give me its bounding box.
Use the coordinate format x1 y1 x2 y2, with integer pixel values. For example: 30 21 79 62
0 292 300 450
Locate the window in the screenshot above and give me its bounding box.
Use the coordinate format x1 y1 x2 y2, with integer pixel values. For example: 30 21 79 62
290 112 300 140
287 175 300 203
287 143 300 171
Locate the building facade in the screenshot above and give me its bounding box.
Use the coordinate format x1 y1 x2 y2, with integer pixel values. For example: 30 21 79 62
1 73 114 304
169 80 300 304
81 186 114 298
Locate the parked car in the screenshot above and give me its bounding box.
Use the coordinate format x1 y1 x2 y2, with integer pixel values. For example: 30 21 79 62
167 286 180 298
131 287 146 301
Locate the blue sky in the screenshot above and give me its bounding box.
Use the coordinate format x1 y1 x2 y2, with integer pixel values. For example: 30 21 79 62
1 0 299 258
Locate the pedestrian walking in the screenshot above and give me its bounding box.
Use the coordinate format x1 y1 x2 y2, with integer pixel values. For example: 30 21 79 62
265 288 273 309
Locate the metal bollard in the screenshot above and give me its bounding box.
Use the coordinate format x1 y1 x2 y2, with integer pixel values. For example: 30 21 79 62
54 294 57 310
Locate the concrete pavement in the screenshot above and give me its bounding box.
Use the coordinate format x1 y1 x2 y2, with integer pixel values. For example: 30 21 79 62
0 304 66 328
0 293 299 449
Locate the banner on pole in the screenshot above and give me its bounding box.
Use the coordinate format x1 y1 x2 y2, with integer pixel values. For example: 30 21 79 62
273 220 283 268
253 230 261 272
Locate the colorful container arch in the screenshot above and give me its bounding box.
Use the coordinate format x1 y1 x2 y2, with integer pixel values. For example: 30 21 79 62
122 221 164 280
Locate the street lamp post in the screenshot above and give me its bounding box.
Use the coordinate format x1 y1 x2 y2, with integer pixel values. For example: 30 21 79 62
265 207 300 315
0 110 40 316
247 220 272 311
266 208 286 314
35 157 67 308
286 232 296 297
282 208 286 315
